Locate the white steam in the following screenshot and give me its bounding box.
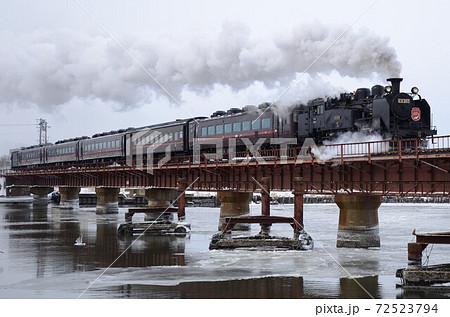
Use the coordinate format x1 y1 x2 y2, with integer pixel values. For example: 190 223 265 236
0 21 401 110
311 131 390 161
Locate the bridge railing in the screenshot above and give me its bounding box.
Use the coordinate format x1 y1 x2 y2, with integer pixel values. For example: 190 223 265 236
4 135 450 174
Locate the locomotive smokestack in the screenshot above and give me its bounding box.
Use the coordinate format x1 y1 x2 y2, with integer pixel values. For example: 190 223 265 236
387 78 403 94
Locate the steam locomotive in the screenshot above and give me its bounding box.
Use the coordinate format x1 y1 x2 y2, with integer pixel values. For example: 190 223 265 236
10 77 437 169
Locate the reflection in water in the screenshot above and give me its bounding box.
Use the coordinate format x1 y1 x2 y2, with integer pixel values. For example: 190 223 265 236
1 204 186 283
94 222 186 267
339 276 380 298
98 277 304 299
1 202 449 298
95 276 382 299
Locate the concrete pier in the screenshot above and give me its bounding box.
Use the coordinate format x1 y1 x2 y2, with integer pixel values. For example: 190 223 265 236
144 188 177 221
6 185 31 197
335 194 381 248
95 187 119 214
217 191 252 231
30 186 53 205
59 187 80 209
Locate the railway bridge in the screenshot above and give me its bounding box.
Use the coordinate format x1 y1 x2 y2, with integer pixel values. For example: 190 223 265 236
2 135 450 249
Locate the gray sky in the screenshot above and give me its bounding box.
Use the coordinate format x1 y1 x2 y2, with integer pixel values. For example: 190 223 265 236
0 0 448 155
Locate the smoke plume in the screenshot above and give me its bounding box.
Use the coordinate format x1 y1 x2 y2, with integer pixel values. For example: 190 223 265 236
0 21 401 110
311 131 390 161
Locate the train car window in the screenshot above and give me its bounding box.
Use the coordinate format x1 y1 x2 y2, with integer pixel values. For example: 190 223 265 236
201 127 207 136
262 118 271 129
216 124 223 134
242 121 251 131
233 122 241 132
224 123 232 133
252 119 260 130
208 126 215 136
174 132 178 140
318 105 324 115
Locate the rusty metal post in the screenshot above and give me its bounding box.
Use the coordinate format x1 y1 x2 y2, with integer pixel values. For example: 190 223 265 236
177 178 187 221
260 177 271 235
408 243 427 266
293 177 305 237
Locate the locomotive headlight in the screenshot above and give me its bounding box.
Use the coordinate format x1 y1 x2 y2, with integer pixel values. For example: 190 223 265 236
411 87 419 94
384 85 392 93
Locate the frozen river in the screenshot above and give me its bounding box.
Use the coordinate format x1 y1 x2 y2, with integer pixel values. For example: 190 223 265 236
0 201 448 298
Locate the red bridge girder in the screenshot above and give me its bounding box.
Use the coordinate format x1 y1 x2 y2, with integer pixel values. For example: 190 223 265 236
3 136 450 196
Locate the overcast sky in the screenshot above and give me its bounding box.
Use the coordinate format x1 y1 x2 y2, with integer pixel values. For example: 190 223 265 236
0 0 448 155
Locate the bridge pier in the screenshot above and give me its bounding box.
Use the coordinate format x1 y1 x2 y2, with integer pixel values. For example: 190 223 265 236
30 186 53 205
59 187 80 209
95 187 119 214
335 194 381 248
144 188 177 221
217 191 252 231
6 185 30 197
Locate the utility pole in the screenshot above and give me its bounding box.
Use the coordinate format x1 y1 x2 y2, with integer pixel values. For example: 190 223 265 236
37 118 49 146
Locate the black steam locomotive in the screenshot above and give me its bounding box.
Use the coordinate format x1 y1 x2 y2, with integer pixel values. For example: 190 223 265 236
297 77 435 142
10 78 436 168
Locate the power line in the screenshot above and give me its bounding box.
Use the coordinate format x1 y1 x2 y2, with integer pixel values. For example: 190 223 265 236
0 124 36 127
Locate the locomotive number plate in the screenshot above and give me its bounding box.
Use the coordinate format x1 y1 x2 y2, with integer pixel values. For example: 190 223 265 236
411 107 421 121
398 98 411 104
